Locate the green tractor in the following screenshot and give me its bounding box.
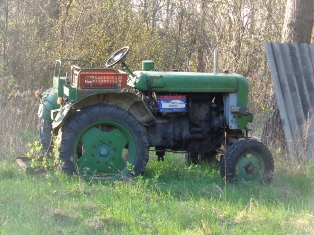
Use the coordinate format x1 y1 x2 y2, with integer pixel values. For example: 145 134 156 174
36 46 274 183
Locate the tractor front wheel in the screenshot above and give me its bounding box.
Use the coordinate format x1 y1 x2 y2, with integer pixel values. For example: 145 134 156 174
56 104 149 181
220 139 274 183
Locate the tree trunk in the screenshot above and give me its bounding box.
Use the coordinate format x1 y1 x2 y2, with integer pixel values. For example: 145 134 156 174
1 0 8 70
282 0 314 43
262 0 314 149
48 0 60 19
197 0 206 72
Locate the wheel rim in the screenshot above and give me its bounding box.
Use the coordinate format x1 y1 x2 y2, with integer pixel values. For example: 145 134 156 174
74 120 136 180
236 151 265 182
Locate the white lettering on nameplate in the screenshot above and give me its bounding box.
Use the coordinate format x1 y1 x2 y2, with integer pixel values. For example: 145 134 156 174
161 100 185 109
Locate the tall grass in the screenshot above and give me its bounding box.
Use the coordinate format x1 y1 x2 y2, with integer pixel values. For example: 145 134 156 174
0 152 313 235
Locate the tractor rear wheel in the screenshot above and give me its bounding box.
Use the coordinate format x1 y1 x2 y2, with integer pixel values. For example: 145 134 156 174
220 139 274 183
56 104 149 181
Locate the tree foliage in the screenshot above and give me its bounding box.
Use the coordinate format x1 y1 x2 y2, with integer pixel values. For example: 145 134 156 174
2 0 287 81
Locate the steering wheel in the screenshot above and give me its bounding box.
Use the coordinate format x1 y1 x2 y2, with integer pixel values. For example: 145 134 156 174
105 46 130 67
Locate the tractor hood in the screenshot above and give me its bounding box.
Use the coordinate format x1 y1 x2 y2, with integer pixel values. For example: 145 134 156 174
129 70 248 94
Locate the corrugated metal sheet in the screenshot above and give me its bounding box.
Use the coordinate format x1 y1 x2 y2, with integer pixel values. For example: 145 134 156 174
265 43 314 160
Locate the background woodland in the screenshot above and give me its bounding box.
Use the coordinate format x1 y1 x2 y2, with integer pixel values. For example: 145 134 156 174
0 0 313 157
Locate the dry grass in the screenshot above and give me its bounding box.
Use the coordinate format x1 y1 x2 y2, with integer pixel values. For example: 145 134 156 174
0 91 38 159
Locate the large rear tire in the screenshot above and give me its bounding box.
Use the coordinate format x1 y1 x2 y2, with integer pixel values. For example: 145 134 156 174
220 139 274 183
56 104 149 181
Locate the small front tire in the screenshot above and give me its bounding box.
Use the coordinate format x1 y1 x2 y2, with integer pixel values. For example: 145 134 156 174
220 139 274 183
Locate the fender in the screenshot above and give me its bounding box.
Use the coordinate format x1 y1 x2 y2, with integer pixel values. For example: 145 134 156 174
52 92 156 129
38 88 60 123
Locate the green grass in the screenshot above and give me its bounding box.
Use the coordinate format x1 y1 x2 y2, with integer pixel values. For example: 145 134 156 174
0 153 313 235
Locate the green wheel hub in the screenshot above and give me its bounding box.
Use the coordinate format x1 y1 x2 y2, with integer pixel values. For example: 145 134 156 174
236 152 265 182
74 121 136 179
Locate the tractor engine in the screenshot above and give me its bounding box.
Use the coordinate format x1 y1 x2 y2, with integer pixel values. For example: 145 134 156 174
144 93 224 152
128 59 253 154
